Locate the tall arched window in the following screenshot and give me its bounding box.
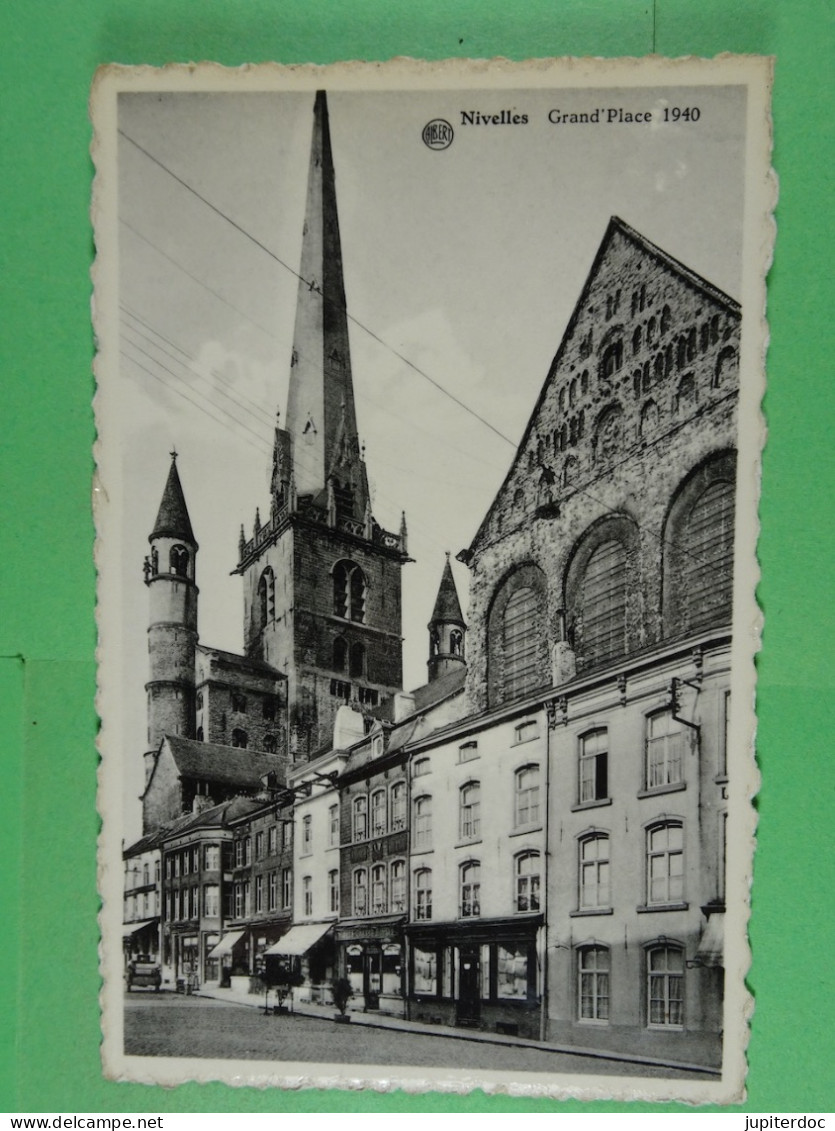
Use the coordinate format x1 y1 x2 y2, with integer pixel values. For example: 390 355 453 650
460 861 481 918
333 636 347 672
459 782 480 841
647 945 684 1028
579 833 610 909
170 545 189 577
390 860 406 913
258 567 275 629
371 789 387 837
662 453 736 637
514 765 540 827
646 821 684 905
333 560 367 622
413 795 432 849
352 795 368 843
565 517 637 672
352 868 368 916
487 564 549 706
349 642 366 678
371 864 387 914
414 867 432 920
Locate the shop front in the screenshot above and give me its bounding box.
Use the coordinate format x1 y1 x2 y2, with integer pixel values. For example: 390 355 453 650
122 917 160 966
406 915 544 1039
336 916 405 1016
264 922 335 1007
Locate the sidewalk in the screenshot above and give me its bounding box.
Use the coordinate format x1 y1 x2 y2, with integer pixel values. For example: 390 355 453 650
192 982 720 1077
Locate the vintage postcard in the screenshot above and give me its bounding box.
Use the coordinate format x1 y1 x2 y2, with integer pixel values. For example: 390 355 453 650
93 56 773 1101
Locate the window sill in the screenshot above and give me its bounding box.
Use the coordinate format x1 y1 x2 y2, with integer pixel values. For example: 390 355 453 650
571 798 613 813
577 1018 610 1027
714 774 729 785
509 824 543 838
636 902 689 913
637 782 686 799
412 846 434 856
570 907 614 918
455 838 482 849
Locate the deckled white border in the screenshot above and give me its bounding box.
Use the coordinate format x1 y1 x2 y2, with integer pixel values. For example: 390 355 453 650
93 54 774 1104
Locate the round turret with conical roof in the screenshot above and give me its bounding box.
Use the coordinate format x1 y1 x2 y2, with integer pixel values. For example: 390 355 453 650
427 553 467 682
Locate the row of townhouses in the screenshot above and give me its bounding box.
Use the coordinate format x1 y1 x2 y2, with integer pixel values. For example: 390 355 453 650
123 91 736 1069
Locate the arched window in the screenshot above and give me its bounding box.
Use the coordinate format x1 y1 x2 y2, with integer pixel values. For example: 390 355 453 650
661 304 672 334
600 339 623 380
333 560 366 622
714 345 737 387
579 833 610 909
170 545 189 577
449 629 463 656
459 782 480 840
390 781 406 831
258 567 275 629
349 642 366 678
333 636 347 672
647 822 684 905
647 945 684 1028
263 733 276 753
231 728 248 749
514 765 540 826
485 563 549 707
578 946 610 1022
515 852 541 912
352 795 368 843
460 861 481 918
640 399 659 438
413 795 432 849
371 864 387 914
662 454 736 637
579 729 608 803
414 868 432 920
371 789 387 837
645 711 684 789
352 868 368 916
580 540 627 665
390 860 406 913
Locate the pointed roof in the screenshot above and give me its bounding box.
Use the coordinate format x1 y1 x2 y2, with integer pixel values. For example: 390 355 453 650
150 454 196 544
284 90 364 502
430 554 466 627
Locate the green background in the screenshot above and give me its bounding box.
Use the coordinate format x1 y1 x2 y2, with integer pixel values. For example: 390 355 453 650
2 0 832 1113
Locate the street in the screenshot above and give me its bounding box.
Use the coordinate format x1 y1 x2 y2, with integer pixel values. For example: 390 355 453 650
124 994 708 1080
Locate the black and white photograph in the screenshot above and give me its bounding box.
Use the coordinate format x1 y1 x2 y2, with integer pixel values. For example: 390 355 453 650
94 57 771 1101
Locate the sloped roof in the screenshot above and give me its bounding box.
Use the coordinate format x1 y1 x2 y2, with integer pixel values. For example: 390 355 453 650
430 554 465 627
150 456 196 544
123 828 166 858
375 666 466 724
161 795 264 839
196 644 286 680
165 735 287 789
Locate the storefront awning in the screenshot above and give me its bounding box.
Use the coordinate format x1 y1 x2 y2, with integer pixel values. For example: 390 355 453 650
695 912 724 968
208 930 246 958
264 923 333 957
122 918 159 939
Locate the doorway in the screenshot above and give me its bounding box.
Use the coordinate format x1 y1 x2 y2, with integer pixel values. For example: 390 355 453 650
456 946 481 1026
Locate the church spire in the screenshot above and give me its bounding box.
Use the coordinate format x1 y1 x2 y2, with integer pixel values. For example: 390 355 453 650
150 451 196 545
284 90 363 505
428 553 467 682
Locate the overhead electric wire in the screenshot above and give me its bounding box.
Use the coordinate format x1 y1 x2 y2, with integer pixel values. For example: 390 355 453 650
120 127 737 572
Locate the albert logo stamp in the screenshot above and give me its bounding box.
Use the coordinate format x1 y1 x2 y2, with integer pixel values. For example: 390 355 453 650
422 118 454 149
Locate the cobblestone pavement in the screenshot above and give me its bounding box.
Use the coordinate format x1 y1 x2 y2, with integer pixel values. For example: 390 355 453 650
124 994 704 1080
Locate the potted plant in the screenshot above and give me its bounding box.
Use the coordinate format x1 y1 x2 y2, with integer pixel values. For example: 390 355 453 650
331 977 354 1023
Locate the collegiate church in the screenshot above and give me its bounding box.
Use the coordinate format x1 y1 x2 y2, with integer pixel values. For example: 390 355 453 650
126 89 737 1066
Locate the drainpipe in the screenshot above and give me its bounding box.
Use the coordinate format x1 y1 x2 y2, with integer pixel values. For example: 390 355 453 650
540 699 555 1043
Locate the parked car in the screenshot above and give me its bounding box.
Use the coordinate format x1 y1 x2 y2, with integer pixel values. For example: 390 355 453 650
126 957 162 991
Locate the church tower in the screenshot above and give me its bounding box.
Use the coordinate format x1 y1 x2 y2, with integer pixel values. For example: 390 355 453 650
143 453 198 763
236 91 411 758
427 553 467 682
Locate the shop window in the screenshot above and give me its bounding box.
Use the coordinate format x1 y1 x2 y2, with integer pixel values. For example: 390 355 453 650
414 868 433 920
579 729 608 803
515 852 541 912
514 764 540 826
646 711 684 789
496 943 529 1000
579 833 611 910
647 822 684 905
413 795 432 850
413 947 437 995
459 782 481 841
460 861 481 918
578 945 610 1022
647 945 684 1028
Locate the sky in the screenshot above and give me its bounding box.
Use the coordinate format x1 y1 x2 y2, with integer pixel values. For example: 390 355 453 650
111 79 747 840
